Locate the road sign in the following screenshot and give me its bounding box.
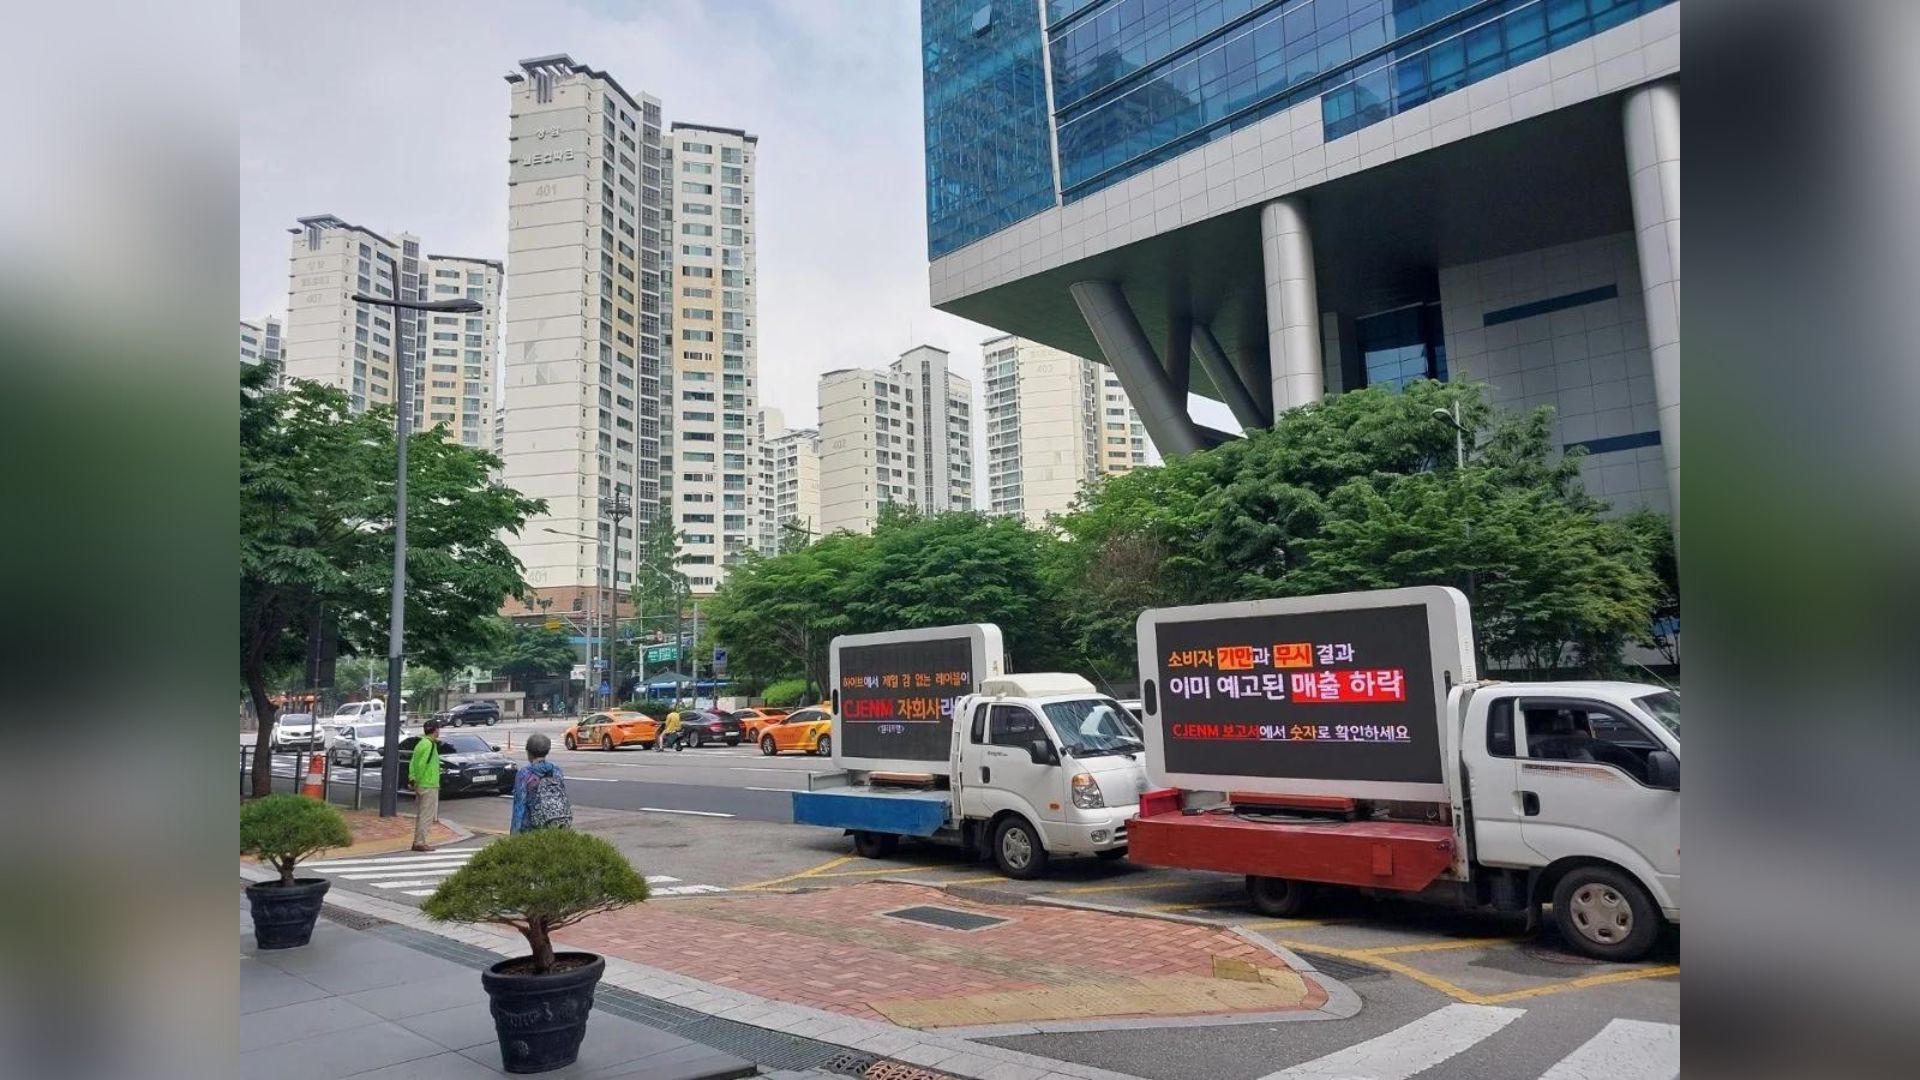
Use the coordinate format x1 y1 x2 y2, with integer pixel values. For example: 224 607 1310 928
712 647 728 676
544 618 564 631
599 682 611 695
645 643 679 664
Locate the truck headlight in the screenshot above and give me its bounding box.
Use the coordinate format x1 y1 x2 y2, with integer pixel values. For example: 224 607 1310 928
1071 773 1105 809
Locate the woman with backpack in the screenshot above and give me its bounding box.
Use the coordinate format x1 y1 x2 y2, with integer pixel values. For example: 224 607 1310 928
509 733 573 833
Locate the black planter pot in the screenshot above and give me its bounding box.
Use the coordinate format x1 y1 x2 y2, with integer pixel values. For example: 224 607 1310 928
480 952 606 1074
245 878 331 950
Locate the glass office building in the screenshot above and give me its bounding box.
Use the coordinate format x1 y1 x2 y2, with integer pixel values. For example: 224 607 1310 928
926 0 1675 259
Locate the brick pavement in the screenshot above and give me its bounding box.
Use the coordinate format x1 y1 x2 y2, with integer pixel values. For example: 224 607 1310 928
557 882 1329 1030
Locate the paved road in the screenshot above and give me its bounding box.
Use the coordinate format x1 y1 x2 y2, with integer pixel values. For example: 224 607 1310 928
245 732 1679 1080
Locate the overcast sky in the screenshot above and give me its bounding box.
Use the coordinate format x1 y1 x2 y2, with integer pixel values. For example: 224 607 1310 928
240 0 1227 442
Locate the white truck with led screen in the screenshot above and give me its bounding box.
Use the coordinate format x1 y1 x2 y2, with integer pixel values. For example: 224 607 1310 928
1131 587 1683 961
827 623 1002 774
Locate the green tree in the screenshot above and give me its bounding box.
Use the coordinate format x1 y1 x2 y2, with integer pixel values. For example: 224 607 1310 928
703 532 865 696
489 620 580 685
1054 381 1662 677
241 367 542 795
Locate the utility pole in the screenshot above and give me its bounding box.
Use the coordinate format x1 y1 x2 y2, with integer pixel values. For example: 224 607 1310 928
600 493 631 708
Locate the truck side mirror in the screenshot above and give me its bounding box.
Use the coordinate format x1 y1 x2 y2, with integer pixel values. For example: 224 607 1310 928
1029 739 1059 767
1646 750 1680 791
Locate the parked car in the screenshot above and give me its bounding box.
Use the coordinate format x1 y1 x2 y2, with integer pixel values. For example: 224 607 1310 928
729 707 791 741
444 701 501 727
332 700 385 723
759 707 833 756
565 710 659 751
394 732 515 796
329 722 394 766
268 713 322 752
679 709 741 748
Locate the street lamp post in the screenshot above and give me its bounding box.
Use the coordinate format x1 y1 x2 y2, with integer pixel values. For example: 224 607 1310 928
350 271 483 818
599 493 631 708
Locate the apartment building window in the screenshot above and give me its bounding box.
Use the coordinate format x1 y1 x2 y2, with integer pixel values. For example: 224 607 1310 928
684 161 712 175
681 181 712 194
682 308 712 320
682 141 712 154
683 223 713 237
684 264 713 278
721 147 741 164
680 203 712 216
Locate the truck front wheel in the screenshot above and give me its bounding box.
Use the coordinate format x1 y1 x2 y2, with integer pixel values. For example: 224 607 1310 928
1552 865 1659 962
852 831 898 859
992 816 1050 880
1246 875 1312 918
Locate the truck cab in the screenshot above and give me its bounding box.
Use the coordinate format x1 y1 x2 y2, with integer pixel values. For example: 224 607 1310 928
1455 680 1681 954
952 675 1149 878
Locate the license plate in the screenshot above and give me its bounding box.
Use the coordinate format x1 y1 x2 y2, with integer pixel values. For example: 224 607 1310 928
472 772 495 782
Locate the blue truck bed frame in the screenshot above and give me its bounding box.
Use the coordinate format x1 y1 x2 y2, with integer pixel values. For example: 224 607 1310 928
790 787 952 837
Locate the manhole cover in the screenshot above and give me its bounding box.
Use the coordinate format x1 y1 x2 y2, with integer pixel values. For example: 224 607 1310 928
881 905 1010 932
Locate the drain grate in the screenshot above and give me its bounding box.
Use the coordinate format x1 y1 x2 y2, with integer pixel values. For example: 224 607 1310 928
319 905 392 931
819 1049 881 1075
1295 951 1389 982
863 1061 959 1080
881 905 1010 932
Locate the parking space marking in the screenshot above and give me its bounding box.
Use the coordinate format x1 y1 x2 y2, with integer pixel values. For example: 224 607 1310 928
733 854 856 891
1356 937 1520 957
637 807 733 817
1260 934 1680 1006
1475 965 1681 1005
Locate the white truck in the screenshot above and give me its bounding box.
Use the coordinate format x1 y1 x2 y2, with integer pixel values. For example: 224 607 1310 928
1129 587 1680 961
791 625 1149 879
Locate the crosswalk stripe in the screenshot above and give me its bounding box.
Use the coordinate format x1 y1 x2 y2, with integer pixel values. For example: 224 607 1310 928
1260 1003 1524 1080
1538 1019 1679 1080
337 865 474 880
651 884 727 896
309 850 480 869
645 876 681 884
372 879 456 890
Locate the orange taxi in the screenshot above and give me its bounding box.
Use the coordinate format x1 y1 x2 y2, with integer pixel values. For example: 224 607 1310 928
730 707 791 741
564 710 659 751
758 705 834 757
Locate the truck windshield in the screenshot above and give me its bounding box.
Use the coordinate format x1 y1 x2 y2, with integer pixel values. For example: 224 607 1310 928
1634 691 1680 737
1042 699 1145 756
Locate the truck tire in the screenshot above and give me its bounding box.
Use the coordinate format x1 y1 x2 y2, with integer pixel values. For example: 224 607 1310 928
1246 875 1312 918
1552 865 1659 962
992 816 1050 880
852 831 898 859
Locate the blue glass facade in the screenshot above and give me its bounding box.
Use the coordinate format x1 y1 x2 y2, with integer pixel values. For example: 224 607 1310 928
923 0 1058 260
924 0 1670 255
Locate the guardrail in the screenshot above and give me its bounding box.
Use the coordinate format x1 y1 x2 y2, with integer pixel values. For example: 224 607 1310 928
239 741 374 810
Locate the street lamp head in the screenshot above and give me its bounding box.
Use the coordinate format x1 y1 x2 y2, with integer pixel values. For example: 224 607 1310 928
349 293 485 315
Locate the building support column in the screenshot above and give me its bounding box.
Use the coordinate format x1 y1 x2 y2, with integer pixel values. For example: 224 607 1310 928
1191 323 1271 431
1260 198 1325 414
1069 280 1206 456
1624 79 1681 535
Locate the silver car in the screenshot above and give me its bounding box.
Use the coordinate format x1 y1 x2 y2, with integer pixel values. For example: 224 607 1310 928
329 722 394 766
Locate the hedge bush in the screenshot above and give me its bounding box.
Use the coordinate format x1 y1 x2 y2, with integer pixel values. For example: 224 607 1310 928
240 795 352 885
423 829 648 973
760 678 809 707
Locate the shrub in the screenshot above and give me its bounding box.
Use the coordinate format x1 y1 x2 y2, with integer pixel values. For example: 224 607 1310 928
240 795 352 885
423 829 648 973
760 678 809 707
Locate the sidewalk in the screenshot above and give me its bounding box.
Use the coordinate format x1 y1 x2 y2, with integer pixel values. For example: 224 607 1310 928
255 861 1364 1080
240 900 755 1080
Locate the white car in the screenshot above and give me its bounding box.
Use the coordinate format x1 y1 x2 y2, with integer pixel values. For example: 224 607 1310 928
333 700 385 722
268 713 322 752
329 721 395 766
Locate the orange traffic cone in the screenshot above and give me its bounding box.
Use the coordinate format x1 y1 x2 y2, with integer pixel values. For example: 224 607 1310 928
301 753 327 799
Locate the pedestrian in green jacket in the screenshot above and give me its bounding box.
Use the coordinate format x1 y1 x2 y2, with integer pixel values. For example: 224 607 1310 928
409 719 443 851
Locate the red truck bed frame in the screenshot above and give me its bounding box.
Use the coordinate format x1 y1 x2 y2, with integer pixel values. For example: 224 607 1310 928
1127 798 1457 892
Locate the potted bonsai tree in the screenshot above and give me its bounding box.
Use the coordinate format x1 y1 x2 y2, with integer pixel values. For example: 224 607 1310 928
239 794 352 949
424 829 649 1074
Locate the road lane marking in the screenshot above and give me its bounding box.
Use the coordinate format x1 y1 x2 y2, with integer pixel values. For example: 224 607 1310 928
1357 937 1519 957
1259 1003 1524 1080
1538 1019 1680 1080
804 864 948 879
1475 965 1681 1005
565 776 618 781
931 875 1010 886
745 786 801 792
636 807 734 817
734 854 857 891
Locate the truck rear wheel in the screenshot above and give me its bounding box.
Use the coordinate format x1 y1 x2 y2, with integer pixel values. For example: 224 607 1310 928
992 816 1049 880
1246 875 1312 918
852 831 898 859
1552 865 1659 962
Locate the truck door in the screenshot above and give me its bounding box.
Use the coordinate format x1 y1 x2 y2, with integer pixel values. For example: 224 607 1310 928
1465 695 1533 868
976 704 1062 826
1514 698 1681 900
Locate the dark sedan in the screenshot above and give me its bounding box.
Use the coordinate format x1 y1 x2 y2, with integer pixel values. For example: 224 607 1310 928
395 733 517 796
680 709 741 748
443 701 501 726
